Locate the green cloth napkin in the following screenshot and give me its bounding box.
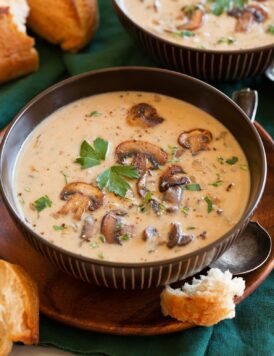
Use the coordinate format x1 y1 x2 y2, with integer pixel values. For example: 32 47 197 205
0 1 273 355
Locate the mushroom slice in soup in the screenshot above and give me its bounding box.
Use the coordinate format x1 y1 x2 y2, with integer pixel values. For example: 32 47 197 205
179 5 205 31
115 140 168 169
132 152 149 175
143 226 161 252
159 165 190 192
100 210 134 245
167 223 194 248
80 215 95 242
230 4 269 32
178 129 213 155
58 182 103 220
137 171 149 198
163 186 183 213
127 103 164 127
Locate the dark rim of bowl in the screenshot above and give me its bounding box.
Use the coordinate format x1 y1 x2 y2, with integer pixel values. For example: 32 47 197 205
112 0 274 55
0 66 267 268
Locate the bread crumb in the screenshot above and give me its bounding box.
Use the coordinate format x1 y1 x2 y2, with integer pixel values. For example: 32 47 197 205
161 268 245 326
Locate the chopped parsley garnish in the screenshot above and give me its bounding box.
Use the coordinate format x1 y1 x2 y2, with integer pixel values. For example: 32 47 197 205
207 0 248 16
186 226 196 230
167 145 180 163
86 110 101 117
60 171 68 184
204 196 213 213
208 180 223 187
24 186 31 192
217 156 225 164
144 191 152 202
53 225 66 231
96 165 139 198
180 30 196 38
217 36 236 45
90 242 98 248
185 183 201 191
75 137 108 169
240 164 248 171
33 195 52 212
99 235 106 243
226 156 239 165
97 252 104 260
267 25 274 35
181 206 190 215
116 222 123 230
119 234 130 241
158 203 166 214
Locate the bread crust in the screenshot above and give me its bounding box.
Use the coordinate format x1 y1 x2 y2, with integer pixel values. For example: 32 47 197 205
27 0 99 52
0 7 38 84
161 287 235 327
0 260 39 351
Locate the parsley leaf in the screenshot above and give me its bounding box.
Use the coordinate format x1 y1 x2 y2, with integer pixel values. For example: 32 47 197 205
97 165 139 198
217 36 236 45
75 138 108 169
204 196 213 213
86 111 101 117
208 180 223 187
226 156 238 165
267 25 274 35
53 225 66 231
208 0 248 16
34 195 52 212
185 183 201 191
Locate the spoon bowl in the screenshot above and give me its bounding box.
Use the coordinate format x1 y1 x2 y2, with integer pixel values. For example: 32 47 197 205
210 221 272 275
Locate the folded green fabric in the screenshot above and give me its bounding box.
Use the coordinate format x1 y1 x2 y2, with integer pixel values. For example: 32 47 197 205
0 0 273 355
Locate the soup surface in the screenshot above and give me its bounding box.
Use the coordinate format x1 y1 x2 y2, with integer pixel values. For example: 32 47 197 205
14 92 250 262
120 0 274 50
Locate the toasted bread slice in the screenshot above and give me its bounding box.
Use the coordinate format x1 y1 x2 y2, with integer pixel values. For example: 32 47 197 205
0 1 38 84
0 260 39 355
27 0 99 52
161 268 245 326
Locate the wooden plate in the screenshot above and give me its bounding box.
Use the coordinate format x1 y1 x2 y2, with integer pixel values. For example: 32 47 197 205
0 123 273 335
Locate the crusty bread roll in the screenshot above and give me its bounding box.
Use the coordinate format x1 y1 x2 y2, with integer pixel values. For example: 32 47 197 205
161 268 245 327
27 0 99 52
0 260 39 356
0 0 38 84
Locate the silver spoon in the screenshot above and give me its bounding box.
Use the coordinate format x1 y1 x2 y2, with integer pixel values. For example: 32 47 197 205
210 89 272 275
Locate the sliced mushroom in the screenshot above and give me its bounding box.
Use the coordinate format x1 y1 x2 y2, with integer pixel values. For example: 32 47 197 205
116 140 168 169
178 129 213 155
80 215 95 242
127 103 164 127
163 186 183 213
159 165 190 192
132 153 148 175
59 182 103 220
100 210 134 245
179 6 204 30
231 4 268 32
167 223 194 248
137 171 149 198
143 226 160 252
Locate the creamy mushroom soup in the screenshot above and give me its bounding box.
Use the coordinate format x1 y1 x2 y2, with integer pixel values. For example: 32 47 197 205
14 92 250 262
120 0 274 50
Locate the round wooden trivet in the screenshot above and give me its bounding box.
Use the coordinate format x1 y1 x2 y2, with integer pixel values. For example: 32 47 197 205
0 123 273 335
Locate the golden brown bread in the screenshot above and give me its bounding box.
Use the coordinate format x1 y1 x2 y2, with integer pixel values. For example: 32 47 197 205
161 269 245 327
0 6 38 84
0 260 39 355
27 0 99 52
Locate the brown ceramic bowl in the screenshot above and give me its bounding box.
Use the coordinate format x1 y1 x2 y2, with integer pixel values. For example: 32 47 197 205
0 67 266 289
112 0 274 82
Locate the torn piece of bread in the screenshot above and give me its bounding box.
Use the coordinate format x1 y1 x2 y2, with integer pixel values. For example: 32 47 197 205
161 268 245 327
0 0 39 84
0 260 39 356
27 0 99 52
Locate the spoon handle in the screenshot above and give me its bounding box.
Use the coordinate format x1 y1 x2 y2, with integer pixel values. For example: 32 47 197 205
232 89 258 123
